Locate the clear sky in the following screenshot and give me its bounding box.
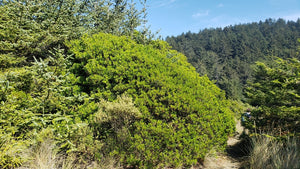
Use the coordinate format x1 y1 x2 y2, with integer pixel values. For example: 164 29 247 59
140 0 300 38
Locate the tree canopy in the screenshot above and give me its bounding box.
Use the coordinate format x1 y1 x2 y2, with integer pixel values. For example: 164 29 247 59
166 18 300 100
245 58 300 135
0 0 149 63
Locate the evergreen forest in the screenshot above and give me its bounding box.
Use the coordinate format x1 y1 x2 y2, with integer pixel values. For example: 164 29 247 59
0 0 299 168
166 19 300 100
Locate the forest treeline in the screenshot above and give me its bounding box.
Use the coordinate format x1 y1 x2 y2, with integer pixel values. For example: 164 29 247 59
166 18 300 100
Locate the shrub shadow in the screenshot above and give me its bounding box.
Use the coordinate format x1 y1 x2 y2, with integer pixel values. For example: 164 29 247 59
226 133 252 169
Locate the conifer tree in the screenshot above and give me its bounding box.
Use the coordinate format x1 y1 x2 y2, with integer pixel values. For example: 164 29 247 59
245 58 300 135
0 0 150 62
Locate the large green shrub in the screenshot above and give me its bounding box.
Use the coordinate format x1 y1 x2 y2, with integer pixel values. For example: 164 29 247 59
68 33 235 167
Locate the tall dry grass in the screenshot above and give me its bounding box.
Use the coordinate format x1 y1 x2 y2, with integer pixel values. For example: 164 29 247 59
16 139 71 169
249 135 299 169
16 139 122 169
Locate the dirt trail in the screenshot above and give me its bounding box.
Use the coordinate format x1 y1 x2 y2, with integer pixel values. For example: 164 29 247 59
201 120 246 169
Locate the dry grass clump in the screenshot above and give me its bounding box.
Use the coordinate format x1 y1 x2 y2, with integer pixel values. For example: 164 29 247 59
16 139 122 169
28 139 57 169
249 135 299 169
16 139 71 169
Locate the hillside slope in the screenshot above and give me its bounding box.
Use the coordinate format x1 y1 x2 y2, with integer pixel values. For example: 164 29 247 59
166 18 300 100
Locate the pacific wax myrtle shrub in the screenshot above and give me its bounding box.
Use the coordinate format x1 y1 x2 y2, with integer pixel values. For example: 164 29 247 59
67 33 235 168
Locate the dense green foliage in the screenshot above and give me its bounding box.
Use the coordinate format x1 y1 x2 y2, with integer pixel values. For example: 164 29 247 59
0 33 235 168
245 58 300 135
166 18 300 100
0 1 236 168
68 33 235 167
0 48 91 168
0 0 149 63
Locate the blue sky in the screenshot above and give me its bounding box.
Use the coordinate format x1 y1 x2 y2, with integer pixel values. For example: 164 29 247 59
140 0 300 38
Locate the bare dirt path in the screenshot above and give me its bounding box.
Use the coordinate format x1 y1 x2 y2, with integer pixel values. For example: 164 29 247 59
201 120 246 169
